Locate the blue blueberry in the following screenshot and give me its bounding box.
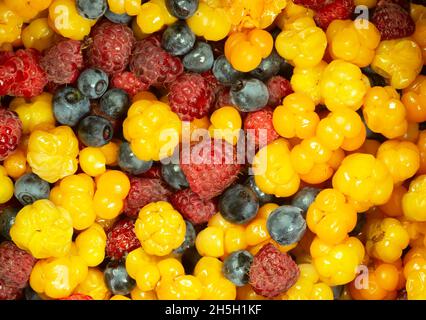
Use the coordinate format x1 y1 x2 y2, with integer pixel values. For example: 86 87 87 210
244 176 275 204
78 115 113 147
161 162 189 190
222 250 253 286
105 9 132 24
173 220 196 254
166 0 199 19
249 50 283 81
230 78 269 112
104 260 136 295
212 55 245 86
291 187 321 216
14 173 50 206
0 207 18 240
77 68 109 99
183 42 214 73
100 88 130 119
53 87 90 126
219 184 259 224
162 21 195 56
266 205 306 246
181 246 201 275
118 142 153 175
76 0 107 19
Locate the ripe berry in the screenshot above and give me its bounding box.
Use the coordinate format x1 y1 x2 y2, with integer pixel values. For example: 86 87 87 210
105 9 133 24
0 207 18 240
266 205 306 246
266 76 293 107
173 220 196 254
168 73 214 121
293 0 327 10
0 109 22 161
77 68 109 99
106 218 141 260
130 35 184 88
24 286 42 300
244 107 280 147
100 89 130 119
162 21 196 56
223 250 253 286
245 176 275 204
219 184 259 224
183 42 214 73
118 142 153 175
314 0 355 30
14 173 50 206
53 86 90 126
230 79 269 112
40 40 84 85
104 260 136 295
291 187 321 216
166 0 199 19
111 71 149 97
372 2 415 40
78 115 114 147
161 162 189 190
77 0 107 19
212 55 244 86
249 51 283 81
87 20 135 75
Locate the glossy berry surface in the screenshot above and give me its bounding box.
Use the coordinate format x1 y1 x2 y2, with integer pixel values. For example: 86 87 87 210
161 162 189 190
219 184 259 224
14 173 50 206
99 89 130 119
76 0 107 19
162 21 196 56
173 220 196 254
212 55 245 86
53 87 90 126
291 187 321 216
266 205 306 246
223 250 253 286
245 176 275 204
78 115 114 147
230 78 269 112
105 9 133 24
166 0 199 19
77 68 109 99
0 207 18 240
104 260 136 295
183 42 214 73
118 142 153 175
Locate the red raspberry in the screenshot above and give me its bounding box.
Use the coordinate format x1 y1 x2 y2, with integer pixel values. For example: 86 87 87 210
293 0 327 10
111 71 149 97
168 73 215 121
0 241 36 289
180 138 242 200
106 218 141 260
169 188 216 225
0 49 47 98
266 76 293 107
87 20 135 75
59 294 93 300
314 0 354 30
0 279 23 300
130 35 183 88
377 0 410 12
201 70 222 95
123 177 172 218
40 39 84 85
214 87 235 111
244 107 280 147
372 3 415 40
0 109 23 161
249 243 299 298
140 165 162 179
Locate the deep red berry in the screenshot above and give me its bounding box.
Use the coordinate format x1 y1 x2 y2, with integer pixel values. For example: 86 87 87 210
214 87 235 110
40 39 84 85
106 218 141 260
266 76 293 107
201 70 222 95
0 109 23 161
0 279 23 300
180 138 242 200
123 177 172 218
0 241 36 289
0 49 47 98
244 107 280 147
169 188 216 225
87 20 135 75
249 243 299 298
130 35 183 89
140 165 162 179
314 0 354 30
372 3 415 40
377 0 411 12
168 73 215 121
59 294 93 300
111 71 149 97
293 0 327 10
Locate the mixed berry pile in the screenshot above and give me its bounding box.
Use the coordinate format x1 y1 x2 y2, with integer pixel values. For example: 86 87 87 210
0 0 426 301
